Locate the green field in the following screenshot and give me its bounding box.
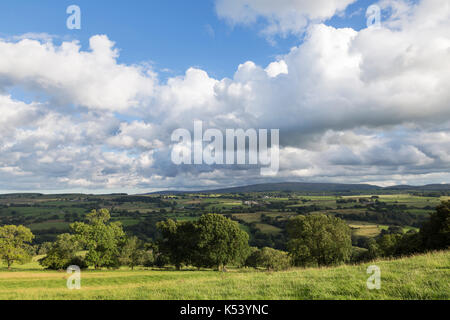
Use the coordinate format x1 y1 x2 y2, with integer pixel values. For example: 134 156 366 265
0 251 448 300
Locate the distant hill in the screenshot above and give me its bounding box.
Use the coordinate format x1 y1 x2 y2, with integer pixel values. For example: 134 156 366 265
149 182 450 195
384 184 450 191
150 182 381 194
198 182 381 193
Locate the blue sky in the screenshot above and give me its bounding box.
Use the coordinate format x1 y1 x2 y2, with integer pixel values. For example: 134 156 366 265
0 0 373 79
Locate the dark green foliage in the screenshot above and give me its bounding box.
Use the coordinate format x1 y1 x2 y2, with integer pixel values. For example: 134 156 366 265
194 214 250 270
244 247 260 268
365 238 382 260
68 256 89 270
245 247 291 271
350 246 369 263
153 251 171 268
157 214 250 270
287 214 352 267
420 201 450 250
394 231 423 255
37 242 53 255
376 233 403 257
361 201 450 261
118 236 153 269
70 209 125 269
157 219 199 270
39 233 83 270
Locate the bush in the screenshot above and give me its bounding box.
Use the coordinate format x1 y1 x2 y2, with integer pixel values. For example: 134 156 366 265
258 247 291 271
39 233 81 270
66 256 89 270
153 253 170 268
244 247 260 268
37 242 53 255
142 251 155 268
245 247 291 271
350 246 368 263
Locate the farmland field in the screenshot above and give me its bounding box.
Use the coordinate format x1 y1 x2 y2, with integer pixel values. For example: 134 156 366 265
0 251 450 300
0 251 448 300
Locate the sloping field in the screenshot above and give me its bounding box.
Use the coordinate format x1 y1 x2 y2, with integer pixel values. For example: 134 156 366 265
0 251 448 300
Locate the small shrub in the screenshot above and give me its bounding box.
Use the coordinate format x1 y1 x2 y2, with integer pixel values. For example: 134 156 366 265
245 247 291 271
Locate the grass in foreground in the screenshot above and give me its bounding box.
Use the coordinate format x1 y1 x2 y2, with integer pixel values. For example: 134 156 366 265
0 251 448 300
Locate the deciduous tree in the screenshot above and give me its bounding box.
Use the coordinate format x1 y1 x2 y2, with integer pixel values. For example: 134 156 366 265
194 214 249 270
287 214 352 267
0 225 34 270
39 233 84 270
70 209 125 269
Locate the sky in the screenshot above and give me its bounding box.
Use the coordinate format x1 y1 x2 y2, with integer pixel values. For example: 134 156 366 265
0 0 449 193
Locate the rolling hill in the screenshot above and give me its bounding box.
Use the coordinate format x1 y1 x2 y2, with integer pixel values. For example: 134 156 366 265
149 182 450 195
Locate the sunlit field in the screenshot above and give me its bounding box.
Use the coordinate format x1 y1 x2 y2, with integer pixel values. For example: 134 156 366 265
1 251 448 300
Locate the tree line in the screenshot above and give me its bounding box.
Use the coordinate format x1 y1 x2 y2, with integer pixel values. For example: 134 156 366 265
0 201 448 271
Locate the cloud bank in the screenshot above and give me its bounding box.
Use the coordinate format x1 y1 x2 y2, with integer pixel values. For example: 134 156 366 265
0 0 449 192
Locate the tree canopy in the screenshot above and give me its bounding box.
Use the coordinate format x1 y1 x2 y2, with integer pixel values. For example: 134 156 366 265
420 200 450 250
195 214 250 270
287 214 352 267
157 214 250 270
245 247 291 271
0 225 34 269
70 209 125 269
39 233 84 270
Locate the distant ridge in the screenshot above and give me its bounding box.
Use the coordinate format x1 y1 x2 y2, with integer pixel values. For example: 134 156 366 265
198 182 380 193
149 182 450 195
149 182 380 194
2 183 448 197
384 184 450 191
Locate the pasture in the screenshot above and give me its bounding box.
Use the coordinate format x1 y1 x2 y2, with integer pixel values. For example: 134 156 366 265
0 251 448 300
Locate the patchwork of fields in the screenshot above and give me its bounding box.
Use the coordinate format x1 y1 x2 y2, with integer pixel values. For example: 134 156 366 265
0 193 447 247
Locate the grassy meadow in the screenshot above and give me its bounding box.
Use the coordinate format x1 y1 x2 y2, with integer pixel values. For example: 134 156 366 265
0 251 448 300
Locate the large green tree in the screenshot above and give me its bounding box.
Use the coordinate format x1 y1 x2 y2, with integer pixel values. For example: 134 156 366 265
0 225 34 270
70 209 125 269
287 214 352 267
157 214 250 270
157 219 198 270
194 214 249 270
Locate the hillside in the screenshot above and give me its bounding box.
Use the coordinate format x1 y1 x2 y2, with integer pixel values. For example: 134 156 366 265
150 182 381 194
149 182 450 195
199 182 381 194
0 251 448 300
